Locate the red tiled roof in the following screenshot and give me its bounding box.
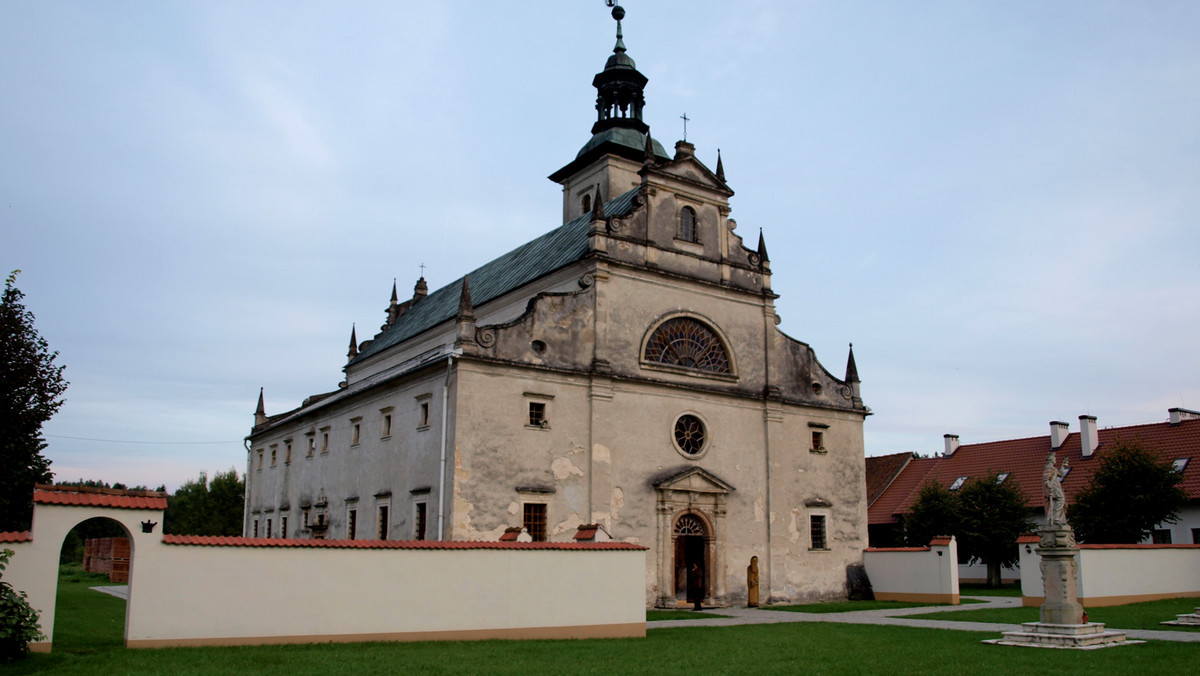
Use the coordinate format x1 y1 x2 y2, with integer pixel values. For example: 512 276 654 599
0 531 32 543
865 452 914 506
498 527 522 542
34 485 168 511
573 524 601 541
162 535 646 550
870 417 1200 525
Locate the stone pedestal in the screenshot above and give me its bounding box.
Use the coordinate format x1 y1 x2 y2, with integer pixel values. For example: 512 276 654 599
1161 608 1200 626
1036 526 1083 625
986 525 1137 649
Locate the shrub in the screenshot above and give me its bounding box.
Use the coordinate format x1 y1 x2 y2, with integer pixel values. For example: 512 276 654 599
0 548 44 662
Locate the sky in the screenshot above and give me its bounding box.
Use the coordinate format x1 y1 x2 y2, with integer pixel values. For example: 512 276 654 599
3 1 1198 492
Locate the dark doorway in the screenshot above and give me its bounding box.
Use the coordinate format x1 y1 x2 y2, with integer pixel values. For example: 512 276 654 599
672 513 707 602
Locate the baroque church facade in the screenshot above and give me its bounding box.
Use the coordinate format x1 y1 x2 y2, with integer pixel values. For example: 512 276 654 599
245 6 869 607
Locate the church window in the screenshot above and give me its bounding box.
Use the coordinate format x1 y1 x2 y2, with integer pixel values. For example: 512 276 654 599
350 417 362 445
678 206 698 242
414 502 428 541
673 414 707 457
381 408 393 438
643 317 731 375
673 514 706 536
377 505 389 540
417 394 432 429
347 509 358 539
523 503 548 542
280 515 288 538
581 193 592 214
810 515 828 550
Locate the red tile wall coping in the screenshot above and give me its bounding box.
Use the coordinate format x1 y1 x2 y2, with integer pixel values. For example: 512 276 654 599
161 535 646 550
864 546 931 553
1017 534 1040 544
928 536 953 546
33 489 168 511
34 483 166 498
0 531 33 543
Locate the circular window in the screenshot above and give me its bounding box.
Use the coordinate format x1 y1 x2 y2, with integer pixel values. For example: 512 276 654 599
674 414 707 457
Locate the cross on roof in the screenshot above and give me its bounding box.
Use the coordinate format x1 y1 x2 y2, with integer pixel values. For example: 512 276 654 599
680 112 690 142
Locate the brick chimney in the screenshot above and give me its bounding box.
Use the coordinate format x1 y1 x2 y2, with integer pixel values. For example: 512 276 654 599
944 434 959 456
1050 421 1070 450
1169 407 1200 425
1079 415 1098 457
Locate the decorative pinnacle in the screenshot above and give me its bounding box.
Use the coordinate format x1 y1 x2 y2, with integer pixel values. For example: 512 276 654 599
611 3 626 53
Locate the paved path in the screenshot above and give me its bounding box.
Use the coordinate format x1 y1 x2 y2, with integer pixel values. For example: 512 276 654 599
91 585 129 600
649 596 1200 644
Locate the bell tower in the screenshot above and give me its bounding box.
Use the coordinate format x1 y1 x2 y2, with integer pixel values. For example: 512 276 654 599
549 3 670 223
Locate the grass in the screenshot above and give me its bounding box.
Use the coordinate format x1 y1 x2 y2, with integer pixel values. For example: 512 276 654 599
10 619 1197 675
646 610 731 621
914 596 1200 632
766 598 981 614
8 568 1196 674
960 582 1023 597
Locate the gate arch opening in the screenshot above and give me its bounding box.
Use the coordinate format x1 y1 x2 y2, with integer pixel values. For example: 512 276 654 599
54 516 134 652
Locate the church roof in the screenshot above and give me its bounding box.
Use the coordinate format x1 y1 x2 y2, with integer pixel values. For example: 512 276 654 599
352 186 643 364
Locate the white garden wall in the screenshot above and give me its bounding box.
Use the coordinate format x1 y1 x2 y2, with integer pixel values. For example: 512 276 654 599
1017 538 1200 607
862 536 959 604
3 492 646 651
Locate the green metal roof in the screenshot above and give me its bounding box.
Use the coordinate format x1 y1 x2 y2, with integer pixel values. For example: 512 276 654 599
351 186 643 364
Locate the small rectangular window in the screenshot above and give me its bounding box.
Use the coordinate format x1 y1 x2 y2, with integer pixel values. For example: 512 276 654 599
306 434 315 457
321 428 330 453
303 508 310 528
252 518 259 537
280 515 288 539
414 502 427 541
810 431 824 452
284 441 292 464
949 476 967 491
269 445 277 467
1192 528 1200 545
810 514 827 550
257 450 263 471
1152 529 1172 544
417 395 432 429
523 503 547 542
347 509 357 539
377 505 389 540
266 518 273 539
382 413 393 438
350 417 362 445
528 402 547 427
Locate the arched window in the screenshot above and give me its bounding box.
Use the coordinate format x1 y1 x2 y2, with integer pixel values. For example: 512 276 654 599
581 193 592 214
644 317 731 374
679 206 698 242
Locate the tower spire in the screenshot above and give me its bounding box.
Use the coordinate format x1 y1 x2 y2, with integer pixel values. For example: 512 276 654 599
347 324 358 361
254 387 266 427
716 149 725 182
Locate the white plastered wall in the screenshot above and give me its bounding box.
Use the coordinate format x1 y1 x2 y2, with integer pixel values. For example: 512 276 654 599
862 537 960 604
1018 543 1200 607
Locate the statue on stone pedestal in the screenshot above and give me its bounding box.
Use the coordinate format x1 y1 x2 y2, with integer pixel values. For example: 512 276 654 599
746 556 759 607
1043 452 1070 526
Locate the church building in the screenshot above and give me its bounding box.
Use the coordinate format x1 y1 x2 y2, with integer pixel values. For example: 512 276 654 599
245 5 870 607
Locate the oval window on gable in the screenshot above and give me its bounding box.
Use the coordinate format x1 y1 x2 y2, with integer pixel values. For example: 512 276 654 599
643 317 731 375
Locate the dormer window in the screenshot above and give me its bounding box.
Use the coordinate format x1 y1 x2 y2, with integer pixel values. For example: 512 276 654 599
949 476 967 491
678 206 698 242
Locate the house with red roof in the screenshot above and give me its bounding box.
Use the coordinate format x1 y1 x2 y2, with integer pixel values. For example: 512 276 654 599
867 408 1200 580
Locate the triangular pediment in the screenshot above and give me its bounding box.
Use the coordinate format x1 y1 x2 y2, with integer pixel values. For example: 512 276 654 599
651 466 735 494
647 157 733 197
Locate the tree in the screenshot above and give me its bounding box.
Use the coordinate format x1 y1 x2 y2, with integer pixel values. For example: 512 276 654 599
0 271 67 532
164 469 245 536
956 474 1034 587
902 475 1033 587
1069 440 1187 544
901 480 961 548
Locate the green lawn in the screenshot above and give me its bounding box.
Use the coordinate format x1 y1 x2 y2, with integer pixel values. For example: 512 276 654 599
960 582 1023 597
915 596 1200 632
48 565 127 655
9 569 1197 675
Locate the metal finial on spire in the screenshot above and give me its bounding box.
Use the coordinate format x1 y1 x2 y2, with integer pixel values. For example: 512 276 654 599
680 113 690 142
611 3 626 53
